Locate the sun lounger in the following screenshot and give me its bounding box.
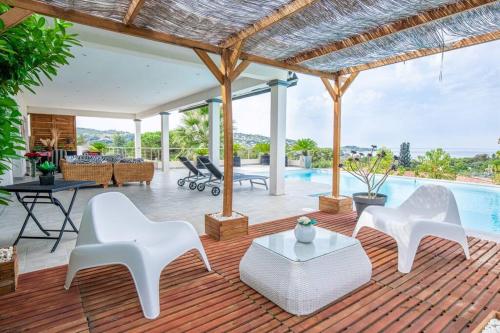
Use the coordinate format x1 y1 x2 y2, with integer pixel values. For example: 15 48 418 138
197 156 268 196
177 156 209 189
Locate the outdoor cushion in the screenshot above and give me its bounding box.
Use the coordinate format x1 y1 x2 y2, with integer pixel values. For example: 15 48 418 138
102 155 123 163
66 155 107 164
119 158 144 163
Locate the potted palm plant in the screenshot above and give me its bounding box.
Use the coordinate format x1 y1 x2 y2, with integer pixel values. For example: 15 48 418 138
233 143 242 167
254 143 270 165
339 145 398 217
195 148 209 169
37 161 57 185
292 138 317 169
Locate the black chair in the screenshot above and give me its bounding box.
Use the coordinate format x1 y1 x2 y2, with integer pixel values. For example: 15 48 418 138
196 156 268 196
177 157 209 190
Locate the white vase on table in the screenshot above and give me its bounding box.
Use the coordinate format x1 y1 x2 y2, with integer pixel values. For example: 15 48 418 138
294 224 316 243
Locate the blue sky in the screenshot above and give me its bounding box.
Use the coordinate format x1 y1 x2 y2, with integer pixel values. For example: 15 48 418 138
78 40 500 151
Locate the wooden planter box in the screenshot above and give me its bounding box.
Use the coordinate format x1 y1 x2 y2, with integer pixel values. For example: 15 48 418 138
205 212 248 241
472 311 499 333
0 247 18 296
319 195 353 214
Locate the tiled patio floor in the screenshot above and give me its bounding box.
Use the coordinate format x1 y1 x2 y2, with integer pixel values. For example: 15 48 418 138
1 212 498 333
0 167 330 272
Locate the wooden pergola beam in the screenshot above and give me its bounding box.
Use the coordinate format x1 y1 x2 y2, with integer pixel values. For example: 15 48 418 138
4 0 221 54
229 40 243 72
340 72 359 95
0 7 32 30
321 77 338 101
193 49 224 84
286 0 496 64
240 52 335 79
123 0 145 25
337 30 500 75
229 60 250 81
3 0 337 80
221 0 319 48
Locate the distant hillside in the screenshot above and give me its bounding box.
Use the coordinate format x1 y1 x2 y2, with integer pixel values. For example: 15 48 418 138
77 127 134 145
77 128 298 147
234 133 297 147
77 127 369 152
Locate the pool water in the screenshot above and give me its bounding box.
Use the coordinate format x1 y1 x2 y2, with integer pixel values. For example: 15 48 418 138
285 169 500 237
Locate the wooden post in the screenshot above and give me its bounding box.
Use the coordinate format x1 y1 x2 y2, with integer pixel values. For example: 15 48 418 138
332 75 341 197
0 8 32 31
220 48 233 217
195 47 251 239
319 73 358 213
194 46 250 221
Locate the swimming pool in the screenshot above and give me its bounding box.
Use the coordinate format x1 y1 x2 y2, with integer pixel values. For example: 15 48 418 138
285 169 500 239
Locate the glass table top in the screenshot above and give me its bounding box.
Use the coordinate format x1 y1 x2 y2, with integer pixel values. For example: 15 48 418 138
252 227 359 262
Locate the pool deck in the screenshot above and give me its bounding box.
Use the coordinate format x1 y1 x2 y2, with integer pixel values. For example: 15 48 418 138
1 166 499 272
0 167 330 273
1 211 498 332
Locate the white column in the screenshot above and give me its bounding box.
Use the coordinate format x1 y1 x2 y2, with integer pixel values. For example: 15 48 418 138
268 80 288 195
134 119 142 159
207 98 221 167
160 112 170 172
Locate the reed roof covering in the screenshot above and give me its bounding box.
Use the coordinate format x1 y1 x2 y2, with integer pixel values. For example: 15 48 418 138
6 0 500 77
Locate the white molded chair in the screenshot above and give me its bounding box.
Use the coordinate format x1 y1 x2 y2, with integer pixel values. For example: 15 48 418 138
64 192 211 319
352 185 470 273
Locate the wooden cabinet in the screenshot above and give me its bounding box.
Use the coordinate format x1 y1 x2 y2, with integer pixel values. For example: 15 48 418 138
29 113 76 151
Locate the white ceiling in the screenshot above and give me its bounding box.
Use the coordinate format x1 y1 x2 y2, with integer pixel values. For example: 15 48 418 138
23 22 287 116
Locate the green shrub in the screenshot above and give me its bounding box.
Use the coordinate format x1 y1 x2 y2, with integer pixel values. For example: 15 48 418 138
417 148 456 180
0 5 79 205
253 142 270 154
37 161 56 175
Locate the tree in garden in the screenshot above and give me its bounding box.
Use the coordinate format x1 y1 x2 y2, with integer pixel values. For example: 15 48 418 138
492 150 500 184
141 131 161 148
374 147 396 173
171 108 208 158
339 145 398 199
342 146 395 174
311 148 333 168
292 138 317 156
417 148 456 180
112 133 127 147
170 106 226 159
233 143 243 157
172 106 209 151
88 142 107 153
76 134 86 145
0 5 79 204
399 142 412 168
253 142 270 155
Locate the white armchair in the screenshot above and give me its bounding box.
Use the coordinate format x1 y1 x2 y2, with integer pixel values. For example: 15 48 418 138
353 185 470 273
64 192 211 319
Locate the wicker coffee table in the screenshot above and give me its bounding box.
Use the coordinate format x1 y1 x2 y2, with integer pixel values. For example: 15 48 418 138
239 227 372 315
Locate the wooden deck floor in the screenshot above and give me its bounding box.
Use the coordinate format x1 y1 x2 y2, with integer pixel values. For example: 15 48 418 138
1 211 498 333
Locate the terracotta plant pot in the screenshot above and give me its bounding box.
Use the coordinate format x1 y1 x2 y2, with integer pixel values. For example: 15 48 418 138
352 192 387 218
